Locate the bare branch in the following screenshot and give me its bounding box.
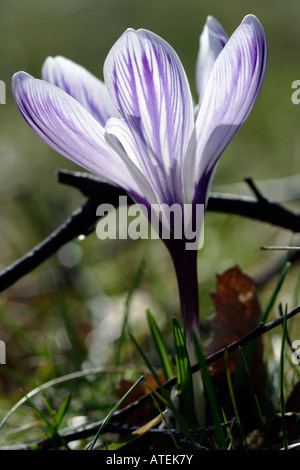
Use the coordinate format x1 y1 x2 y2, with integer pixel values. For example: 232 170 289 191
0 169 300 293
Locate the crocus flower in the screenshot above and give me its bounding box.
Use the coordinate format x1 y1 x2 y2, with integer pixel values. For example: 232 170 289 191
12 15 267 340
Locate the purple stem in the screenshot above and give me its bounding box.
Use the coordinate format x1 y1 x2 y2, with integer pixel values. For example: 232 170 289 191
166 238 200 340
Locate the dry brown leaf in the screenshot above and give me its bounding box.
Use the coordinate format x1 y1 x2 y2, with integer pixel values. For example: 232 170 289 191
204 266 267 431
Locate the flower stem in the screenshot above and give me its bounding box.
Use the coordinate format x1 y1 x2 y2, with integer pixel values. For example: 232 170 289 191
167 239 200 340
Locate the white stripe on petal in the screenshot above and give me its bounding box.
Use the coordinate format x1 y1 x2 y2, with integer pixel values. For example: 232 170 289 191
12 72 141 196
42 56 119 126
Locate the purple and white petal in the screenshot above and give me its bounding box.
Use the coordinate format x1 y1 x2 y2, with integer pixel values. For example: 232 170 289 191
42 56 119 126
103 28 194 204
185 14 267 205
195 16 228 106
104 117 160 206
105 117 179 237
12 72 141 196
105 116 174 238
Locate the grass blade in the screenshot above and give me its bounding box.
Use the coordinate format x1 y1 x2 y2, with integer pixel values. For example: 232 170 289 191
116 257 146 365
144 380 199 448
146 309 174 380
279 306 288 450
221 408 235 450
144 383 179 449
224 350 248 449
171 318 194 424
192 332 226 449
129 331 197 447
238 347 272 449
23 392 69 449
54 394 72 429
129 333 167 397
88 374 145 450
58 291 82 370
260 261 291 324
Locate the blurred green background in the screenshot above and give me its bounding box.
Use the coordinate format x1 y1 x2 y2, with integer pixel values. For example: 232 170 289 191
0 0 300 438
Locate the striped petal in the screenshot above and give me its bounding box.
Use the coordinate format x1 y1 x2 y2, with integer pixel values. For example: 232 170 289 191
104 117 182 236
104 117 159 207
42 56 119 126
12 72 142 197
185 14 267 205
196 16 228 106
103 28 194 204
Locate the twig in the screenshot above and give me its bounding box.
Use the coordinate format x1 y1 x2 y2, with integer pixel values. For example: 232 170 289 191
0 170 300 293
62 171 300 233
244 177 266 201
208 189 300 234
1 418 235 450
261 246 300 251
0 173 126 292
0 198 99 292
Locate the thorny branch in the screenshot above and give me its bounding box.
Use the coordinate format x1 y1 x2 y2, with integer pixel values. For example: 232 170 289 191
0 169 300 293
